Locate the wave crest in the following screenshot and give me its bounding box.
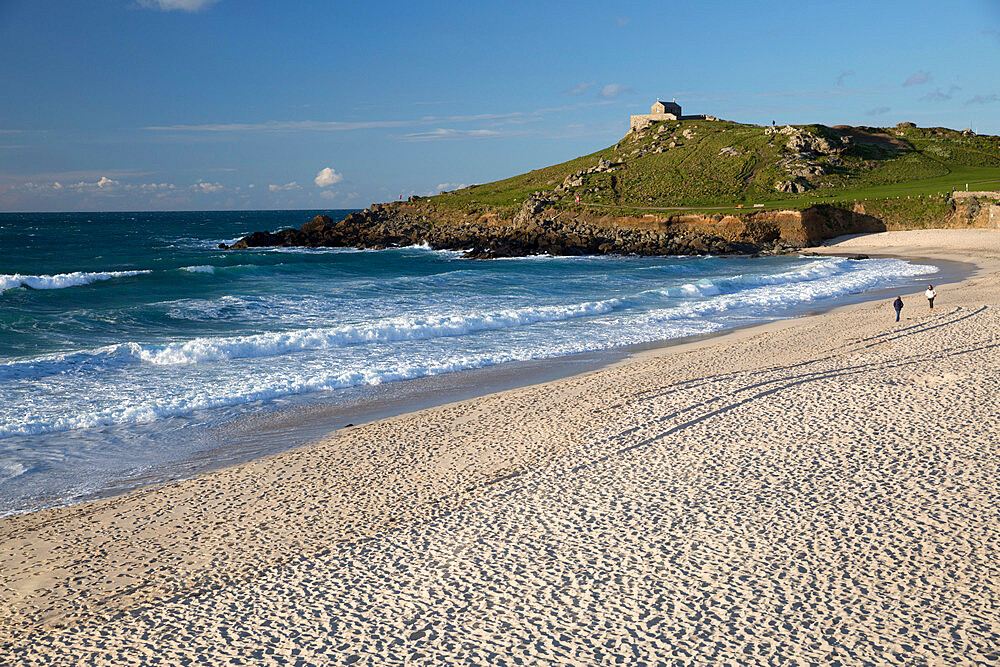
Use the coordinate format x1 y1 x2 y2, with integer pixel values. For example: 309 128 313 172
0 298 624 381
0 270 151 293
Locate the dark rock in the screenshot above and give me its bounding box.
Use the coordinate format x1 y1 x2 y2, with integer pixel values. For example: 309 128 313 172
301 215 334 235
847 254 870 260
225 230 283 249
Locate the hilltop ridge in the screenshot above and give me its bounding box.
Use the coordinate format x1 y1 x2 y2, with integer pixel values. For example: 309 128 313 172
428 119 1000 215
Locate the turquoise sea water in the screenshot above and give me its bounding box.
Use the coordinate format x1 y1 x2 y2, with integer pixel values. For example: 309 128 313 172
0 210 936 514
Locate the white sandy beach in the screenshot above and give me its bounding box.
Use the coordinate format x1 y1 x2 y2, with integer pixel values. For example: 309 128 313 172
2 229 999 665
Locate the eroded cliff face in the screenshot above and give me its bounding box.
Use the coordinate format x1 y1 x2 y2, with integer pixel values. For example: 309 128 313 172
658 206 887 247
223 196 996 258
953 198 1000 230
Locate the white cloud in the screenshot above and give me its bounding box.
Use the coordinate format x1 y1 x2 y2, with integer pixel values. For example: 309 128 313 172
26 176 123 192
314 168 343 187
564 82 595 96
136 0 220 12
598 83 633 99
436 183 469 192
319 190 337 200
269 181 301 192
139 182 176 192
920 85 961 103
835 70 854 86
59 176 121 192
903 71 930 86
191 180 223 193
8 178 183 199
401 128 500 142
142 102 614 133
966 93 998 106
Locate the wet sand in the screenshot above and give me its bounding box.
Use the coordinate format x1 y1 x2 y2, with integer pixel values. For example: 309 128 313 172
2 229 999 665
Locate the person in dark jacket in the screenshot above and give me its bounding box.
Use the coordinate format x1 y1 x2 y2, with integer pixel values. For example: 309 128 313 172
893 296 903 322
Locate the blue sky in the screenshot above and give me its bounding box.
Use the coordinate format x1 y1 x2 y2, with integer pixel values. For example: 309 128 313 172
1 0 998 212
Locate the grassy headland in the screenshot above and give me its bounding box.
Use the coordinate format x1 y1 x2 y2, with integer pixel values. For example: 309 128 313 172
227 120 1000 257
425 120 1000 221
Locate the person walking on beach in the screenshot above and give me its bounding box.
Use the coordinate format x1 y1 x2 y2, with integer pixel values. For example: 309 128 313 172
925 285 937 310
893 296 903 322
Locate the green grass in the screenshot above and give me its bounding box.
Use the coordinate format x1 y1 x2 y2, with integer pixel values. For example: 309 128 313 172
424 120 1000 217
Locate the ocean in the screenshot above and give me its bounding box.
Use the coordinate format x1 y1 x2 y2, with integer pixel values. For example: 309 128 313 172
0 210 937 515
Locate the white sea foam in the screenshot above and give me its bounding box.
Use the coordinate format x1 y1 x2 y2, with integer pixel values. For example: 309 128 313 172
137 298 624 365
266 246 362 254
0 258 934 385
660 257 934 300
0 270 151 293
0 344 138 382
494 253 603 262
0 462 28 481
0 256 937 441
641 258 935 325
0 298 625 381
0 317 720 439
180 265 215 274
403 241 467 257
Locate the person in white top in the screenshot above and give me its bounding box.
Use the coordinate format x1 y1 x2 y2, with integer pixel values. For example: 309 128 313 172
925 285 937 310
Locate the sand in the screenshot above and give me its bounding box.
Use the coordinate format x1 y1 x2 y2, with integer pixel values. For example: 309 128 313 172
2 229 999 665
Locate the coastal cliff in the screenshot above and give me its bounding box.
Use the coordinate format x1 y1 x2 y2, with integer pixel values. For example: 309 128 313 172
222 193 996 258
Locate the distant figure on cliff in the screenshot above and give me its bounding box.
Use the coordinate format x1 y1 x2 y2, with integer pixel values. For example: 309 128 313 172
893 296 904 322
925 285 937 309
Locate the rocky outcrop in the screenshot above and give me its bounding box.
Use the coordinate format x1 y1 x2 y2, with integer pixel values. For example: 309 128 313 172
785 131 838 155
767 125 850 156
775 179 810 194
222 205 743 259
788 165 826 179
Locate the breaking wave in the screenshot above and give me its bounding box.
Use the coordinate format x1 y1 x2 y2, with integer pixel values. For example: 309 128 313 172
0 252 938 442
0 270 151 293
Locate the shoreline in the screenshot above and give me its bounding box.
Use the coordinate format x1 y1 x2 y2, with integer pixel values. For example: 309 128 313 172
3 229 999 662
0 251 965 518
